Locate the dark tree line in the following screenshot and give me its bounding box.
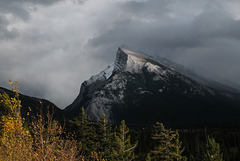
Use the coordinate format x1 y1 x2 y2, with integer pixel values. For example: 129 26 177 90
69 107 233 161
70 108 222 161
70 108 138 160
0 82 235 161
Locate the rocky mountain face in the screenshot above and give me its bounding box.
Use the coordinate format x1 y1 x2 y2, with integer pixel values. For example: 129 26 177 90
65 45 240 127
1 46 240 127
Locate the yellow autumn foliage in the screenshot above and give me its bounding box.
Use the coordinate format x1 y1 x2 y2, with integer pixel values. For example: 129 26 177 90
0 81 33 161
0 81 106 161
0 81 78 161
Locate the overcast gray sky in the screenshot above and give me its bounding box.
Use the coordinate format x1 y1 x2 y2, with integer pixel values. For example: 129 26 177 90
1 0 240 109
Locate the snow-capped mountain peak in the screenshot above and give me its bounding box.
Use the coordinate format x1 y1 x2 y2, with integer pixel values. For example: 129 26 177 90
83 45 151 86
114 45 164 74
65 45 240 126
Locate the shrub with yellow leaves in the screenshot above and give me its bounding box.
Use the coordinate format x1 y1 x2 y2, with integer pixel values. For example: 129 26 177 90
0 81 80 161
0 80 33 161
30 105 78 161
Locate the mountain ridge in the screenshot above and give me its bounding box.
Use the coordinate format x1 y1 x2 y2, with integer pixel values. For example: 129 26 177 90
1 45 240 127
65 45 240 127
0 87 64 123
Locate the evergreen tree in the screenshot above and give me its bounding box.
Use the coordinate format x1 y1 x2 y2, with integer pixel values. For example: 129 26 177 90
203 136 224 161
96 114 114 159
148 122 186 161
70 107 97 155
112 120 138 161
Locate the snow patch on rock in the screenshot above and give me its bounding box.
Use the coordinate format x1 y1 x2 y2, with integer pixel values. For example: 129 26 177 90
86 63 114 86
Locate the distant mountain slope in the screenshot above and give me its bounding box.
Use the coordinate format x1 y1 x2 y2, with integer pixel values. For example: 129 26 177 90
65 45 240 127
0 87 64 122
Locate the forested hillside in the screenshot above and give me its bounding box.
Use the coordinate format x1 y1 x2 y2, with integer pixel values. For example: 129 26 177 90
0 82 239 160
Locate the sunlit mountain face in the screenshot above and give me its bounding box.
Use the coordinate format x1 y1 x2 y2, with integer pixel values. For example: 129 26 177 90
64 46 240 127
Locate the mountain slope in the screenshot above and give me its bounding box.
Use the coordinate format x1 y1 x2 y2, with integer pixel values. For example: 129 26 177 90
0 87 64 122
65 45 240 127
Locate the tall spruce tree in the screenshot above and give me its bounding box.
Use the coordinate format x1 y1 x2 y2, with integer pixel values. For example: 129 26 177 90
148 122 186 161
112 120 138 161
203 136 224 161
70 107 97 155
96 114 114 159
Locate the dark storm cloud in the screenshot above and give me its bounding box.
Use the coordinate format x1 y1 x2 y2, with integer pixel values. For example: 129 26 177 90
89 2 240 51
1 0 240 108
0 0 68 106
0 1 30 20
0 0 64 42
191 10 240 41
0 15 18 40
121 0 170 18
0 0 64 20
0 0 63 7
87 0 240 90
